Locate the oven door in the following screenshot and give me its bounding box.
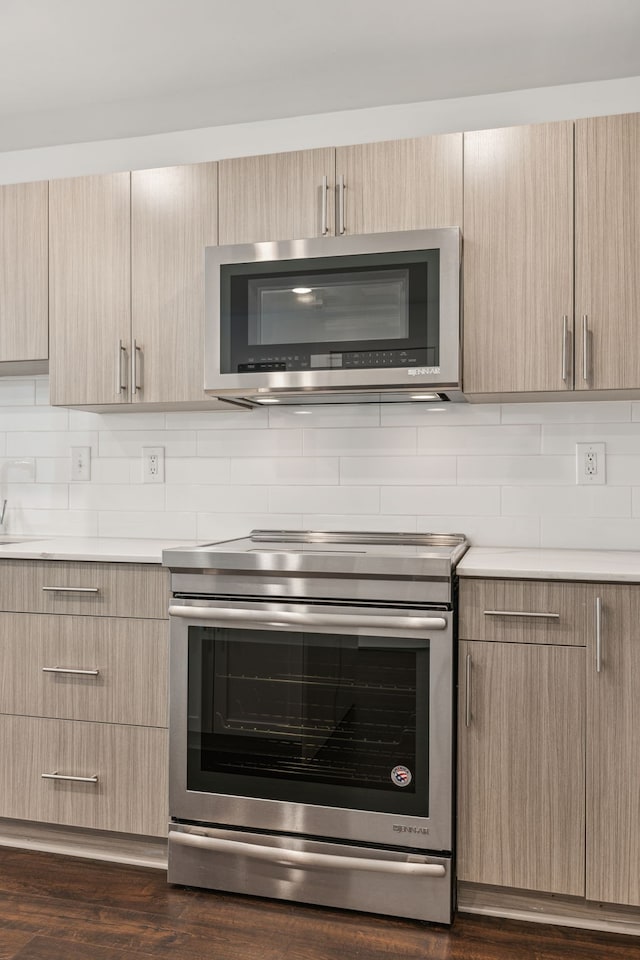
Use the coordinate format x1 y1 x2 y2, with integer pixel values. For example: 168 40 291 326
169 598 453 852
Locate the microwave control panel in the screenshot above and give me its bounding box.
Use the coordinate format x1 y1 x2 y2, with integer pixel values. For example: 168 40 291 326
237 348 436 373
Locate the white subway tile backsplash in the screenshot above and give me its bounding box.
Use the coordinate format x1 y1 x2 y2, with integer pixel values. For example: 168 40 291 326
269 404 380 429
340 456 456 485
502 401 632 423
381 402 500 427
457 455 575 485
97 511 197 539
502 485 632 518
381 486 500 516
269 486 380 515
1 378 639 550
303 427 417 457
198 429 302 457
418 425 541 456
231 458 339 486
166 484 268 513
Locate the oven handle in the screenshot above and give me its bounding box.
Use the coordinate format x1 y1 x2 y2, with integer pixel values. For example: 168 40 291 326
171 830 446 877
168 604 448 632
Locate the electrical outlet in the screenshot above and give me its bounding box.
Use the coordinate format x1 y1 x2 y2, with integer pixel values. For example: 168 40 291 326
576 442 606 485
71 446 91 481
143 446 165 483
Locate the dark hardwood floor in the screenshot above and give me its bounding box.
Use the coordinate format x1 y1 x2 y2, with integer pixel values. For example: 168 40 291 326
0 848 637 958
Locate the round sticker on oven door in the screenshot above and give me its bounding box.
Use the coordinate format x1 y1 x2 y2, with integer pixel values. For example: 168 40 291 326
391 765 412 787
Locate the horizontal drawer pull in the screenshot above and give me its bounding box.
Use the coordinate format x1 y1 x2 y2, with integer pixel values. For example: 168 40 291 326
42 666 100 677
483 609 560 620
42 586 100 594
172 831 446 877
41 771 99 784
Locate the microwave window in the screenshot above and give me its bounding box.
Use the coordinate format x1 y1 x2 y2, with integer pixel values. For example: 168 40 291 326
247 269 410 346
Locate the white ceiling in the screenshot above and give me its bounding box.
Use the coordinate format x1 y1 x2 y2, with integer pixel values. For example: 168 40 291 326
2 0 640 152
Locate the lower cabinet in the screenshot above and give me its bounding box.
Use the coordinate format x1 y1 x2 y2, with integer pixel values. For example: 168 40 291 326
0 560 169 841
458 578 640 909
0 715 167 836
457 640 585 896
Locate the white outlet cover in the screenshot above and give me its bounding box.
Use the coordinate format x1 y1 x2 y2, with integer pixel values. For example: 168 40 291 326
575 442 606 485
143 446 165 483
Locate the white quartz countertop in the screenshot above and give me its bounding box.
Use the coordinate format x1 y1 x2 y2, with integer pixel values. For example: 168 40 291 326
0 537 204 564
457 547 640 583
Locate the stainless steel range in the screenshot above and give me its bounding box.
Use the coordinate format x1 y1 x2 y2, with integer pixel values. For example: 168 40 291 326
162 530 468 924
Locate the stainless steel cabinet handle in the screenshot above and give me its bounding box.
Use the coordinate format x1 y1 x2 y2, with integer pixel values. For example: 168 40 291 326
595 595 602 673
41 772 99 784
171 831 446 877
337 174 346 235
321 175 329 235
42 666 100 677
465 652 472 728
561 315 569 382
582 315 589 382
42 586 99 594
169 604 447 632
483 609 560 619
132 339 142 395
116 339 127 395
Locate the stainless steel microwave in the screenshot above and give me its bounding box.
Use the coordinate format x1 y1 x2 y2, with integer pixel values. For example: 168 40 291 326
204 228 462 405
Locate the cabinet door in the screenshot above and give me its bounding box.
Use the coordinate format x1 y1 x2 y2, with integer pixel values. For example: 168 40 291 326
587 585 640 905
0 181 48 363
457 640 585 896
575 113 640 391
131 163 220 404
335 134 462 235
463 122 574 394
218 148 335 244
49 173 131 406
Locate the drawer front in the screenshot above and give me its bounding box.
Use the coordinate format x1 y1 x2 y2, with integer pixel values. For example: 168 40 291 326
0 613 168 727
0 560 168 619
459 579 597 646
0 715 168 836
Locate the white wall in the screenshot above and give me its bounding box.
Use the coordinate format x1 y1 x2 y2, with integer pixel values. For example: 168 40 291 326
2 77 640 550
1 378 639 550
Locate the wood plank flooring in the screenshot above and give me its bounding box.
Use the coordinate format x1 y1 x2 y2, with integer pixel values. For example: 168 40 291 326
0 848 638 958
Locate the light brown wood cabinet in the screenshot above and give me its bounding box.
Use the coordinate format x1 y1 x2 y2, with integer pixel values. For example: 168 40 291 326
218 135 462 244
459 577 640 910
0 180 48 369
49 164 236 410
0 560 169 838
463 121 574 395
575 113 640 392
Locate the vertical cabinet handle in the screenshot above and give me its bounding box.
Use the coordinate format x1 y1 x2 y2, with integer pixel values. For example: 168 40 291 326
595 596 602 673
131 340 142 395
561 315 569 383
582 315 589 383
337 175 346 235
116 340 127 395
465 653 472 727
321 175 329 236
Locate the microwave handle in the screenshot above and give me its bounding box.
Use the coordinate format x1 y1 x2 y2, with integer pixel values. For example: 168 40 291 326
168 604 447 633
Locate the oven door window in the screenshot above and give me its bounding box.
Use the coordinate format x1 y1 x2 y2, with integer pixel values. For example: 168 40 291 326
187 626 429 817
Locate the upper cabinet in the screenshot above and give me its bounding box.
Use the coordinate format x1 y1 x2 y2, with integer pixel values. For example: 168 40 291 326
575 113 640 392
50 163 234 410
219 148 335 245
0 181 48 368
335 134 462 235
131 163 218 405
463 122 574 395
218 135 463 245
49 173 131 407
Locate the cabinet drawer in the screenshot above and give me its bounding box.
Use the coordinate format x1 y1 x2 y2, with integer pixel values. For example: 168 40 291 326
0 614 168 727
0 560 168 619
0 715 168 836
459 579 596 646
